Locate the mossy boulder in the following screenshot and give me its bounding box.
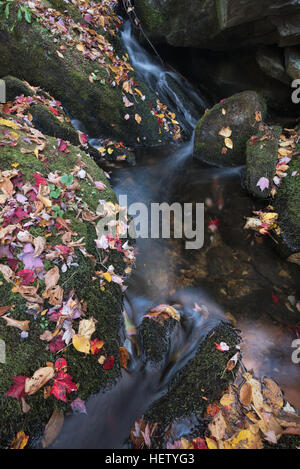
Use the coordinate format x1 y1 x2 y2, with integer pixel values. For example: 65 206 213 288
0 1 177 146
275 147 300 253
144 322 240 426
29 104 79 146
246 124 281 199
0 115 131 448
2 75 34 102
194 91 267 167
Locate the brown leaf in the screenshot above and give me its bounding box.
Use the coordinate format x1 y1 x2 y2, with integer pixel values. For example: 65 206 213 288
262 377 283 410
44 266 60 290
42 409 64 448
208 411 227 440
33 236 47 257
119 346 130 370
0 264 15 282
239 382 252 406
1 316 30 331
0 305 14 316
25 367 55 395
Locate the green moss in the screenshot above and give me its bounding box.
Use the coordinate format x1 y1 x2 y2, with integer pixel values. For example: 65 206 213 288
0 1 172 146
1 75 33 101
0 121 125 447
275 147 300 252
135 0 164 36
29 104 79 145
139 318 177 364
145 322 240 425
246 125 281 199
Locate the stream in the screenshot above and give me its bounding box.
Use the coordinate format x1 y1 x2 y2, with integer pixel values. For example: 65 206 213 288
52 22 300 449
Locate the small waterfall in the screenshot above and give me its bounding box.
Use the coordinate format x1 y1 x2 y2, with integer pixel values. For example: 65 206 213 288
121 21 207 135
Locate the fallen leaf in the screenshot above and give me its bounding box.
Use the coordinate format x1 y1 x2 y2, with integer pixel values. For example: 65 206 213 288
42 409 64 448
25 367 55 396
72 334 91 354
10 431 29 449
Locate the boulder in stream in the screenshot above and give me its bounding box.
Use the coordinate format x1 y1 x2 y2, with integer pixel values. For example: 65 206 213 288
193 91 267 167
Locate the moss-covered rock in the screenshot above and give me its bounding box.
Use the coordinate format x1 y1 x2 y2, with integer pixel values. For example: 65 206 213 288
29 104 79 146
0 1 178 146
144 322 240 426
0 114 132 448
2 75 34 102
246 124 281 199
275 147 300 253
194 91 267 167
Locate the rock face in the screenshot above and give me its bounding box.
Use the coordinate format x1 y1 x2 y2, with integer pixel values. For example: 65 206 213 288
0 1 181 146
193 91 266 167
135 0 300 50
0 109 134 447
246 124 281 199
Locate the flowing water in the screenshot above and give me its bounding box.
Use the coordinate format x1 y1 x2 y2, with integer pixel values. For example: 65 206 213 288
52 22 300 449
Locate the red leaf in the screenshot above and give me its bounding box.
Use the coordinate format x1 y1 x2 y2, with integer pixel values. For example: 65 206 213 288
103 356 114 370
272 292 279 305
54 358 67 371
6 375 27 401
17 269 35 285
192 437 207 449
50 371 77 402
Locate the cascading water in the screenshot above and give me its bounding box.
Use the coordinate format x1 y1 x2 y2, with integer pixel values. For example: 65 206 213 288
50 14 300 450
121 21 207 135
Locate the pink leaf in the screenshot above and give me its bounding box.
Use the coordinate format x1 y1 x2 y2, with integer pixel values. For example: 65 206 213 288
256 177 269 192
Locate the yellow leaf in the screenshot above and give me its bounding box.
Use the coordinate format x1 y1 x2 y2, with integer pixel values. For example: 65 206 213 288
76 43 85 52
205 437 218 449
225 137 233 149
220 393 235 407
221 108 227 115
219 127 232 138
122 81 132 94
98 146 106 153
135 114 142 124
11 162 20 168
78 317 96 340
10 431 29 449
134 88 143 98
103 272 111 282
56 51 64 59
229 429 263 449
0 118 19 129
107 147 114 155
72 334 91 354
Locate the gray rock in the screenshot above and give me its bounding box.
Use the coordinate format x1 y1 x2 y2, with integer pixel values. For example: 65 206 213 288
285 47 300 79
193 91 267 167
256 47 290 84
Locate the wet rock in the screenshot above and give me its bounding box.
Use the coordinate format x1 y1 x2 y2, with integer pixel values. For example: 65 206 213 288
285 47 300 80
246 124 281 199
136 0 300 50
275 140 300 253
193 91 267 167
144 322 240 427
256 47 289 85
